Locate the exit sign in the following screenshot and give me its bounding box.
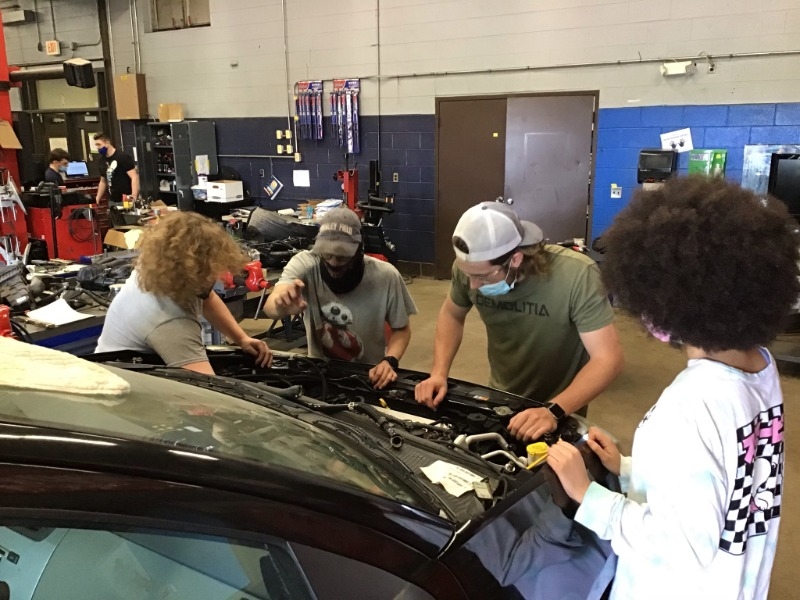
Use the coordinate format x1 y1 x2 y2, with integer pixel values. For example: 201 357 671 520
45 40 60 56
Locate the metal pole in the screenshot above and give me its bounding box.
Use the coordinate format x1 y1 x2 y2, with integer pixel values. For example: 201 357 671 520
376 0 382 167
281 0 294 143
374 49 800 80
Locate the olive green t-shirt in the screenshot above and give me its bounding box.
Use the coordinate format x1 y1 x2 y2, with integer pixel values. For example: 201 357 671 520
450 245 614 402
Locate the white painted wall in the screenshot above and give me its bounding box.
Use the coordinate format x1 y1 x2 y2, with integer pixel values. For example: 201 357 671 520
3 0 102 66
105 0 800 117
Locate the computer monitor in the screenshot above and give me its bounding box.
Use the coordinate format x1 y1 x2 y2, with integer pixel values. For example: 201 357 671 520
768 153 800 219
65 161 89 177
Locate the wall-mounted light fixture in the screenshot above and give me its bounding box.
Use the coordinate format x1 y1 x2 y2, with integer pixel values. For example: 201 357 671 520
660 61 697 77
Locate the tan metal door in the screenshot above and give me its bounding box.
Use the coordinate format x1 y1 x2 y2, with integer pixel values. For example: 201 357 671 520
435 98 507 279
503 95 595 243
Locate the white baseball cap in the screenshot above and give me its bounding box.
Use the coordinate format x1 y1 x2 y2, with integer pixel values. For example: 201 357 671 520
452 202 544 262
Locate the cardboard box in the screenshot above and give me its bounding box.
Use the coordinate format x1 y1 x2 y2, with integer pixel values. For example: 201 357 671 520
115 74 148 120
104 227 143 249
158 103 184 122
207 180 244 203
0 120 22 150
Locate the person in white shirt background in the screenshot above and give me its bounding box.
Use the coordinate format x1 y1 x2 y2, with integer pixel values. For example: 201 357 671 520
546 176 799 600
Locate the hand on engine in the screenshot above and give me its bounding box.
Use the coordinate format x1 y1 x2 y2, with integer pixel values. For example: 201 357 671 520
414 375 448 409
238 337 273 368
507 407 558 441
546 440 591 503
369 360 397 390
586 426 622 475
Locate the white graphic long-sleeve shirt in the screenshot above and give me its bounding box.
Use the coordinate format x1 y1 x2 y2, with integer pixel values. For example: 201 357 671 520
576 349 784 600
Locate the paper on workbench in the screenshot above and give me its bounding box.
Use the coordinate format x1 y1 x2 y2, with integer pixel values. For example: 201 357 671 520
421 460 484 497
28 299 93 326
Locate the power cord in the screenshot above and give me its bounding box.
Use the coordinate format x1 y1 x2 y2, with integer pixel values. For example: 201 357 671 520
67 208 98 243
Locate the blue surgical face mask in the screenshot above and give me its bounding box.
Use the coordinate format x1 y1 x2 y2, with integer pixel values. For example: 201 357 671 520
479 279 513 296
58 165 67 172
478 264 516 296
98 146 108 156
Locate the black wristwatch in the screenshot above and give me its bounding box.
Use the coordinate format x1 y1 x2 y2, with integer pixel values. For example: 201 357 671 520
382 356 399 370
545 401 567 422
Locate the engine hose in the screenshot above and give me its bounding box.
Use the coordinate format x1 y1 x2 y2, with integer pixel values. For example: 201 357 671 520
82 289 112 308
350 402 404 449
290 355 328 402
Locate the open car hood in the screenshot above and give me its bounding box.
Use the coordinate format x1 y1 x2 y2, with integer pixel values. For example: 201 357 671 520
88 349 617 526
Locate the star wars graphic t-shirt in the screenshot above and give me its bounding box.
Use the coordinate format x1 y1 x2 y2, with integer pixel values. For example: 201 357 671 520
276 251 417 364
99 150 136 204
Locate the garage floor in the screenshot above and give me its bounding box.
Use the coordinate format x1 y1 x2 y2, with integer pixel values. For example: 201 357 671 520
248 276 799 599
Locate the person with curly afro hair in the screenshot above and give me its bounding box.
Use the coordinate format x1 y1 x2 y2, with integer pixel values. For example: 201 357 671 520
96 211 273 374
547 176 799 600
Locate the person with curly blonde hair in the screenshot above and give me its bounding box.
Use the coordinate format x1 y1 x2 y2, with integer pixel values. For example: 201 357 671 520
96 211 272 374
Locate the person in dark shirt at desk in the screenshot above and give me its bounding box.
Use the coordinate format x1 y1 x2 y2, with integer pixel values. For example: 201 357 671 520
93 132 138 206
43 148 69 185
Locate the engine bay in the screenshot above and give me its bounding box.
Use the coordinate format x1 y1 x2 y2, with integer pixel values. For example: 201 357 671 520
205 351 588 477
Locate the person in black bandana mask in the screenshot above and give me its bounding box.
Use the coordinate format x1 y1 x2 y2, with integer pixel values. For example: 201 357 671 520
264 207 417 389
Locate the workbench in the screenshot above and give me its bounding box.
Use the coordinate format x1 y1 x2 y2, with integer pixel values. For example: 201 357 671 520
25 305 107 356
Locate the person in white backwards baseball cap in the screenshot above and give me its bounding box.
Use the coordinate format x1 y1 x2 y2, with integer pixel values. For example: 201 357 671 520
415 201 624 442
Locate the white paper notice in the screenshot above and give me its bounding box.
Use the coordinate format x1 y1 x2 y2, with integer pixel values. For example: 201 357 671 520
28 299 93 327
49 137 68 152
293 170 311 187
660 128 693 153
421 460 485 497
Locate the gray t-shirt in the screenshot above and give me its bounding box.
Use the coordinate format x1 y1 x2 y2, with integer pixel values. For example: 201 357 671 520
278 251 417 364
95 271 207 367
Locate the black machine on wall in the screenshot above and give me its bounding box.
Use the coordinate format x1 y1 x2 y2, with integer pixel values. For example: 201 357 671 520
768 153 800 220
134 121 218 211
637 149 679 184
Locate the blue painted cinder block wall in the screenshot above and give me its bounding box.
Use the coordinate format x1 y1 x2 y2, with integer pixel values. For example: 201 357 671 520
123 102 800 265
593 102 800 241
122 115 436 264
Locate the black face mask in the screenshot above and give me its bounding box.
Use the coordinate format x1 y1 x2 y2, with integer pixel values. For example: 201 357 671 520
319 250 365 295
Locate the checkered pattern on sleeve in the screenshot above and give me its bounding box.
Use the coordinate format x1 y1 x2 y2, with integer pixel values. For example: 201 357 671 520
719 405 784 556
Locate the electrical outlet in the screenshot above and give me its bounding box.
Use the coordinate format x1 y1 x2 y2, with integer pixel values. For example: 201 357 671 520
277 145 284 154
392 172 399 183
259 169 265 177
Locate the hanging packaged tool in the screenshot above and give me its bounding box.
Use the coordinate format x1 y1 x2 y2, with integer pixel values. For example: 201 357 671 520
330 79 361 154
295 81 324 141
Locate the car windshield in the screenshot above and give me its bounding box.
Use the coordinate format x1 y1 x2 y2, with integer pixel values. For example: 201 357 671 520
0 365 423 508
